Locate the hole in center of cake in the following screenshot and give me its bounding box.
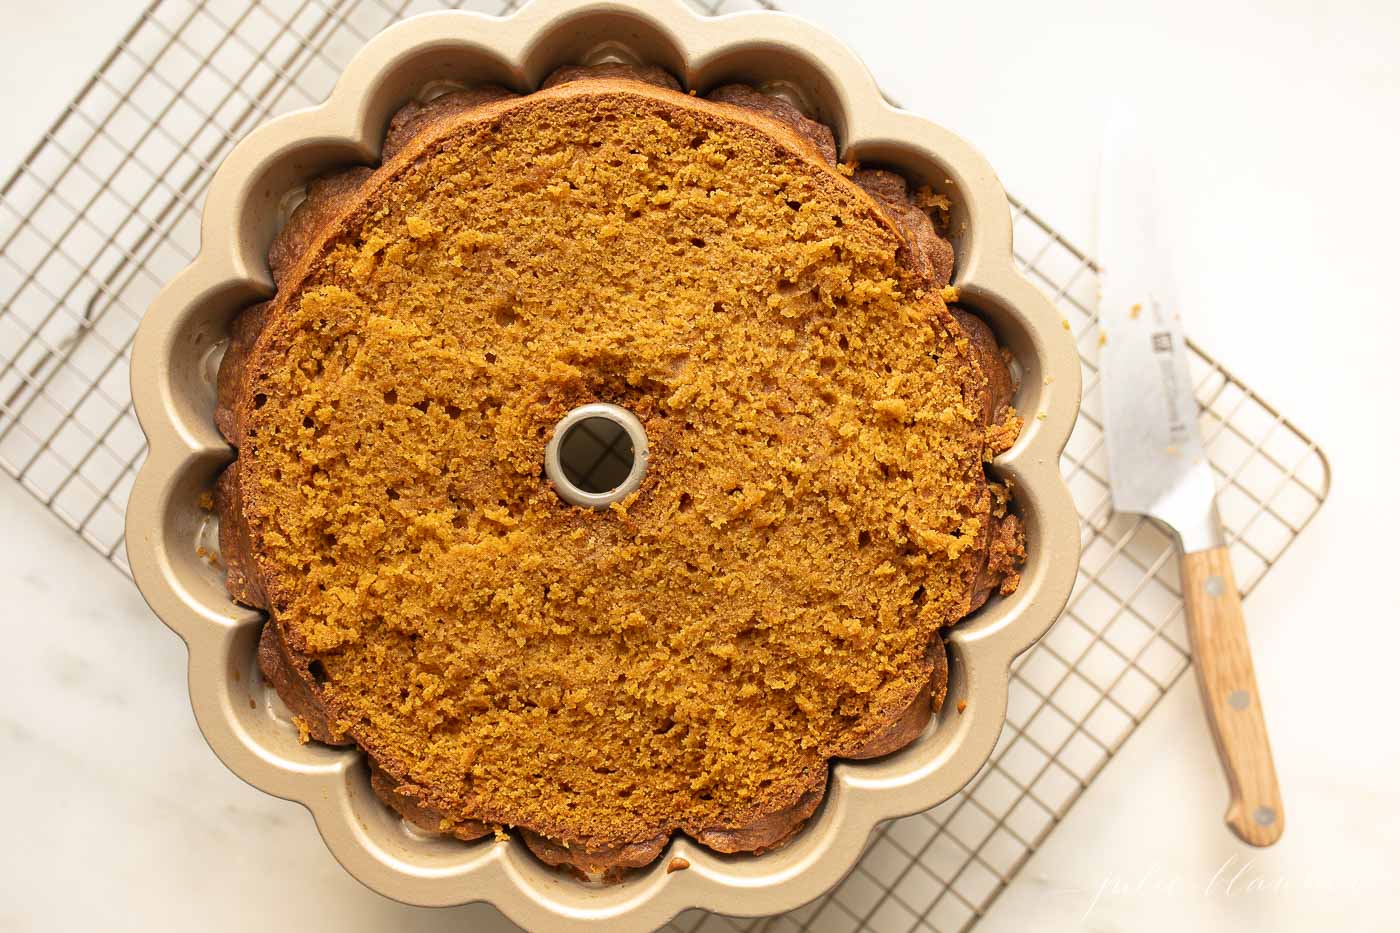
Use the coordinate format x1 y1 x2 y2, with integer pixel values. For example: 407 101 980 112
558 417 634 493
545 403 650 508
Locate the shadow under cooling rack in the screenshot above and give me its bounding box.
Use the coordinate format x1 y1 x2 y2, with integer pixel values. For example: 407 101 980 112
0 1 1328 932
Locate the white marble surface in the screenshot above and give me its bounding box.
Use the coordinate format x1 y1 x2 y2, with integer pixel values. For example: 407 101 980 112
2 1 1398 931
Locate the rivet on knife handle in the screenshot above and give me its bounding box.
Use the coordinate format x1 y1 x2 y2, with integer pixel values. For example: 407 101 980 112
1180 546 1285 847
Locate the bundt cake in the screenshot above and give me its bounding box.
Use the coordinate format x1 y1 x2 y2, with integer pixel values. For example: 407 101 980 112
213 64 1024 879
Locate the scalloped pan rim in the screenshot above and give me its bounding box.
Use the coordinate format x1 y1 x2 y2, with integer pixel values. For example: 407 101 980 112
126 1 1082 929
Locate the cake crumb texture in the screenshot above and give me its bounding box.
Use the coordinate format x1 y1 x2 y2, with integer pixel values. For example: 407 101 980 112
232 85 1014 851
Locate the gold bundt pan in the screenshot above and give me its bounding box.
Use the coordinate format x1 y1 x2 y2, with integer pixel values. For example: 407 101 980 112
127 0 1082 928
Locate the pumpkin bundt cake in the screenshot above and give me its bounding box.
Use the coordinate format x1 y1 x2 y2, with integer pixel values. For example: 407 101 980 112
214 65 1024 879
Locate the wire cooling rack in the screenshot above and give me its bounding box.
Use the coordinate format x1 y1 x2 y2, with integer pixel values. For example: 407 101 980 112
0 0 1330 930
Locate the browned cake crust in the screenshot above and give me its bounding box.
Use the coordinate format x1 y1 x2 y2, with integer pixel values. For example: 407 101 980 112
213 65 1024 876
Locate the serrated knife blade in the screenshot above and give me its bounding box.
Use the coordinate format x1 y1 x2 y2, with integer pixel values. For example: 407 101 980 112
1097 112 1285 848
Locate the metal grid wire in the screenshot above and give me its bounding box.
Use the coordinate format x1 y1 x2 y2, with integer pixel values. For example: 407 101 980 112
0 0 1329 930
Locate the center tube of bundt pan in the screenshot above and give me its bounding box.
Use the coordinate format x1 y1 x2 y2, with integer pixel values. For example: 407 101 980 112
544 403 649 509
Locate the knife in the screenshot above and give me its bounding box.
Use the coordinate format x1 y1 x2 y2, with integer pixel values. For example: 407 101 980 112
1097 115 1284 847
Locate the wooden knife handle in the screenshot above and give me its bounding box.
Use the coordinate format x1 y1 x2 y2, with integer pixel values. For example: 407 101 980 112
1181 546 1284 846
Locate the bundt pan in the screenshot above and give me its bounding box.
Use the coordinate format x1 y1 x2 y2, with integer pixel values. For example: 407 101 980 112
126 0 1082 928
